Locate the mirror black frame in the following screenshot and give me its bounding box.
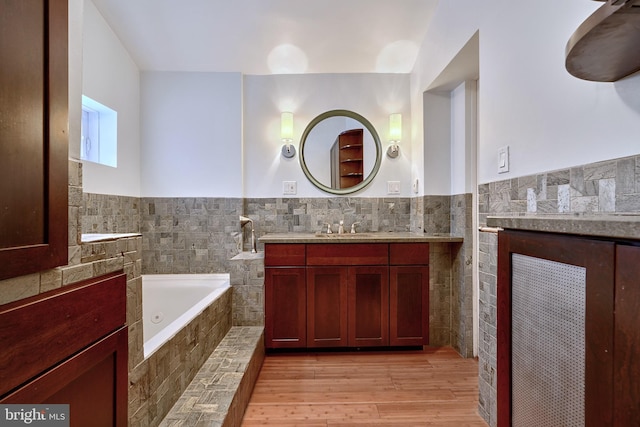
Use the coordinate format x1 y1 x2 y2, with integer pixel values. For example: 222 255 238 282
299 109 382 195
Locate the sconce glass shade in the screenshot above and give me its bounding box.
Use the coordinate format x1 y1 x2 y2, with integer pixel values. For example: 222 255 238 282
387 113 401 158
389 113 402 142
281 112 295 158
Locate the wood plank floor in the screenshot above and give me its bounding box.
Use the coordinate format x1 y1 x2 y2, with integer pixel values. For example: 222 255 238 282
241 346 489 426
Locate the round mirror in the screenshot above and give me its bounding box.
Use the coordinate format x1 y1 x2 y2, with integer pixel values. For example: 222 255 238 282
299 110 382 195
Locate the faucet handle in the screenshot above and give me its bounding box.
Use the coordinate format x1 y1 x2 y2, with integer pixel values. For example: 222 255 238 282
350 222 360 234
325 223 333 234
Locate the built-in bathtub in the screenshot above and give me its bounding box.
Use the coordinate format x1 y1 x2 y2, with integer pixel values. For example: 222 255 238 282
142 273 231 358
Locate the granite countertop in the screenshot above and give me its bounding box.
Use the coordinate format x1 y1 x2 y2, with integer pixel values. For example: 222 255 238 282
81 233 142 243
487 214 640 240
259 232 463 244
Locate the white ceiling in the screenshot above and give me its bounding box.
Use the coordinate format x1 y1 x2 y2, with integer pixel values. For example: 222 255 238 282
90 0 439 74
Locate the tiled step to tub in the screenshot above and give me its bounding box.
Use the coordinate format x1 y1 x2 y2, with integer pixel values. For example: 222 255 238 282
160 326 265 427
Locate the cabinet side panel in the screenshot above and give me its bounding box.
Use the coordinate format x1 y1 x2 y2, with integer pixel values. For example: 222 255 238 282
614 245 640 426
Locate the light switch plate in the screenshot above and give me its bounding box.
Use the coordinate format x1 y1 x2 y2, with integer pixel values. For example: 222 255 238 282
498 146 510 174
283 181 297 195
387 181 400 195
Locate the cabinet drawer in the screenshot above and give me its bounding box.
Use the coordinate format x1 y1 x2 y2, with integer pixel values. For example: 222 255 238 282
389 243 429 265
265 244 306 266
307 243 388 266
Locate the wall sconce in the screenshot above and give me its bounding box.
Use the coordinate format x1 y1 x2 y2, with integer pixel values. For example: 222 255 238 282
387 113 401 158
281 112 295 158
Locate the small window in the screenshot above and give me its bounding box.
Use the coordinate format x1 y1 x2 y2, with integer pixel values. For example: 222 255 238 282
81 95 117 167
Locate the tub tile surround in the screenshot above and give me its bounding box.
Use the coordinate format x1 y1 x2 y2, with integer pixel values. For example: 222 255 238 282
130 288 232 426
140 197 243 275
477 153 640 427
160 326 264 427
229 252 265 326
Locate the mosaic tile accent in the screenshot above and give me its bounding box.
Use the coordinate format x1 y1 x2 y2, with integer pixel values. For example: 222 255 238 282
477 153 640 427
160 326 265 427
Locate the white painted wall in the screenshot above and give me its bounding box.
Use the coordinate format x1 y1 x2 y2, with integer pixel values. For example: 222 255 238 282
140 71 243 197
411 0 640 189
451 82 467 194
81 0 141 196
422 91 451 195
243 73 411 198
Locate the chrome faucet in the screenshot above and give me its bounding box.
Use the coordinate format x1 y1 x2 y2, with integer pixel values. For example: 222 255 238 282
325 223 333 234
350 222 360 234
338 220 345 234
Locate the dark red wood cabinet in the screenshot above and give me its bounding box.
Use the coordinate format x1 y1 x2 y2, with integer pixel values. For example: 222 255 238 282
389 243 429 346
0 272 128 427
497 229 640 426
264 242 429 349
0 0 69 280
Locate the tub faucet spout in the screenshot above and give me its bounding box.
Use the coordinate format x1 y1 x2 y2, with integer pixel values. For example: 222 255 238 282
240 215 257 253
250 228 257 253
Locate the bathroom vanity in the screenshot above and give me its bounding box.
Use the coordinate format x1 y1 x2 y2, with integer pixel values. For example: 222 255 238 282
260 232 463 349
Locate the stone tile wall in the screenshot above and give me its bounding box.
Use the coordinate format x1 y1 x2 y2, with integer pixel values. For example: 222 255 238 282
451 193 474 358
428 242 453 346
477 154 640 427
82 192 141 233
140 197 243 275
243 197 414 250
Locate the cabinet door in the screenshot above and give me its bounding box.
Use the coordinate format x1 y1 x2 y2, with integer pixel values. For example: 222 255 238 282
390 266 429 346
264 267 306 348
0 0 69 280
348 266 389 347
2 327 129 427
614 244 640 426
307 267 348 347
496 230 615 427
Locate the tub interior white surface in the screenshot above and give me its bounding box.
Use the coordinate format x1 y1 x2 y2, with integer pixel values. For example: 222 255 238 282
142 274 230 358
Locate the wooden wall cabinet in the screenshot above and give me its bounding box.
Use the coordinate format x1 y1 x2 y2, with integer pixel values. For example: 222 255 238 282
265 241 429 350
330 129 364 189
0 0 69 280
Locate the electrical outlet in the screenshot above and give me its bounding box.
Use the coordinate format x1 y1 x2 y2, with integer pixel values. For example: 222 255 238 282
387 181 400 195
283 181 297 195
